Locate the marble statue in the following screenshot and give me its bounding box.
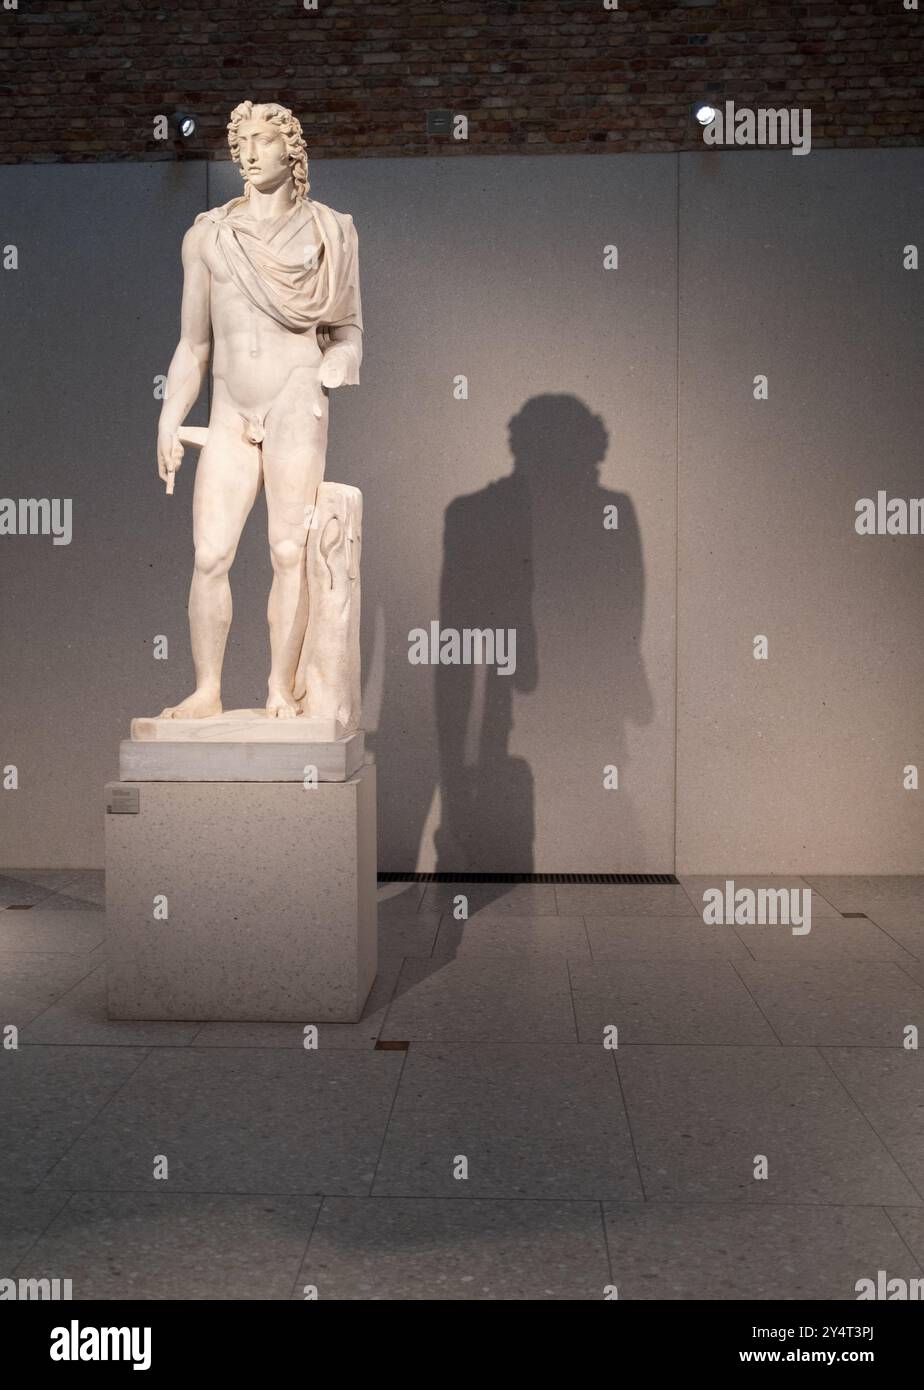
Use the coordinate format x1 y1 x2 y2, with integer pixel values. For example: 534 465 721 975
155 101 363 733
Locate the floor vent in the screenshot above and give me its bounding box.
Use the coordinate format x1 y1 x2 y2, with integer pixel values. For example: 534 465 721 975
377 871 679 885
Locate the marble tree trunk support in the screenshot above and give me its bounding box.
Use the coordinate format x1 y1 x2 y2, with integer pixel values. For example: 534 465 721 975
295 482 362 735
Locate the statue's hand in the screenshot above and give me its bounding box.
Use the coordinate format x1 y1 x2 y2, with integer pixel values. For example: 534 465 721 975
319 342 360 390
157 427 184 494
319 349 347 389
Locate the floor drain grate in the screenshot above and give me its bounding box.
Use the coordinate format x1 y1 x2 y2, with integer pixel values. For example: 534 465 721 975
377 871 679 885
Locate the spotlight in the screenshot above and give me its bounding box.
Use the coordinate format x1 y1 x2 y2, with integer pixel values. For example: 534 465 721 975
692 102 719 128
169 112 197 140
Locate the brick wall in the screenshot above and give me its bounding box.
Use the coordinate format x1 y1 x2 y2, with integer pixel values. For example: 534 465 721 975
1 0 921 163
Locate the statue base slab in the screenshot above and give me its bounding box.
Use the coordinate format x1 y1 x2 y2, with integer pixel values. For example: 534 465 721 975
119 731 365 782
105 765 377 1022
132 709 347 742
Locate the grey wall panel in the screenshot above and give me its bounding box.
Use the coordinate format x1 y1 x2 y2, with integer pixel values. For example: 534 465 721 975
676 150 924 874
0 163 208 869
4 149 922 875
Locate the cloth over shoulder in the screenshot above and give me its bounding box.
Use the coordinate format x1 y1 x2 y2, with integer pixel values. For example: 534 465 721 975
194 196 363 354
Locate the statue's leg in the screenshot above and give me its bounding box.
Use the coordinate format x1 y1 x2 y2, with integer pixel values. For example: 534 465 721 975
161 409 262 718
262 366 328 718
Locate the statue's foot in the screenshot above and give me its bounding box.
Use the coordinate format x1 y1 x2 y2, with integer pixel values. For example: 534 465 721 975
266 686 301 719
160 688 222 719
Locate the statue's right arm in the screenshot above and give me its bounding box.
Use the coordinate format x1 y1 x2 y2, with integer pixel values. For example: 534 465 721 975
157 223 211 482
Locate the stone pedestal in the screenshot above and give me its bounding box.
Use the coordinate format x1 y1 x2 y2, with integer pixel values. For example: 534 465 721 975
105 764 377 1023
119 731 364 782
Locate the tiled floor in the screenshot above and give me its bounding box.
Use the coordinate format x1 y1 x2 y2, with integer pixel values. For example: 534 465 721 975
2 870 924 1299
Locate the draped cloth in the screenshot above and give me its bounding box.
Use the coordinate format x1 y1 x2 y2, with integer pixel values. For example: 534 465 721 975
196 195 363 382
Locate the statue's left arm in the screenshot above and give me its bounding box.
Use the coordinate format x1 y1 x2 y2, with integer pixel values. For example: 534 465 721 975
319 324 363 389
318 212 363 389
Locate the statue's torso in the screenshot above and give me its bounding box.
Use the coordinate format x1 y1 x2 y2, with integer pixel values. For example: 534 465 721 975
202 208 324 411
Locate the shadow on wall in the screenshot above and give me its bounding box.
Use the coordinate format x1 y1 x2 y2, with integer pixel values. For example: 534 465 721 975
424 393 653 876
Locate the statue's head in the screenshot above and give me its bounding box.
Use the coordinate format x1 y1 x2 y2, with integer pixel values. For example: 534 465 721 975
227 101 310 202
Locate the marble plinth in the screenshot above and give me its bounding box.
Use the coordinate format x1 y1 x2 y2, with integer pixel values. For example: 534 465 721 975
132 709 344 742
106 765 377 1022
119 732 365 782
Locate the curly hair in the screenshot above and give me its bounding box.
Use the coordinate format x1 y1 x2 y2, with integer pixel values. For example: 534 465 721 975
227 101 310 202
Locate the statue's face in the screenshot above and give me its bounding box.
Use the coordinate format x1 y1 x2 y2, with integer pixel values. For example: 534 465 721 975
236 119 291 194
